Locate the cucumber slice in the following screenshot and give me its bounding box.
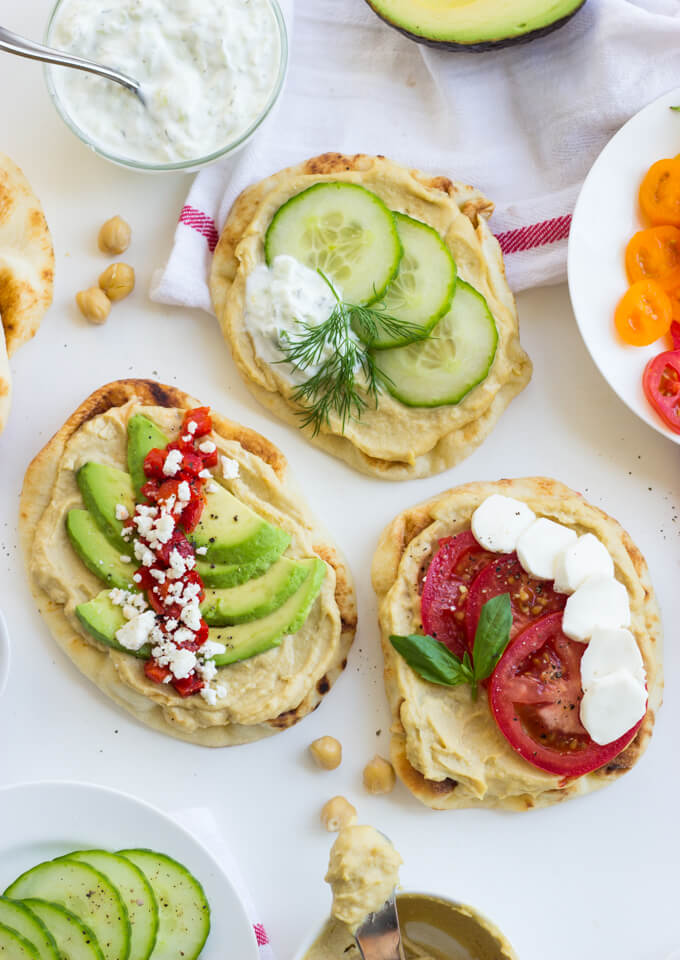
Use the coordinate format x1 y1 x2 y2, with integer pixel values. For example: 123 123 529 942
375 280 498 407
4 860 130 960
58 853 157 960
361 213 457 349
0 921 39 958
264 182 402 305
21 901 103 960
117 851 209 960
0 899 57 960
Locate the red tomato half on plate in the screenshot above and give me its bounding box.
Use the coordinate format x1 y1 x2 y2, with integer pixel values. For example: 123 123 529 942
643 349 680 433
488 612 643 778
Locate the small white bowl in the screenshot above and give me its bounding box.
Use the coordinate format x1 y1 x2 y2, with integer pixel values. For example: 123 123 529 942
0 610 10 699
292 892 518 960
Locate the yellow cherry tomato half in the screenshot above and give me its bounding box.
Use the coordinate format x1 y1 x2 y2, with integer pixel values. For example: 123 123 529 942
614 280 672 347
639 158 680 226
625 225 680 291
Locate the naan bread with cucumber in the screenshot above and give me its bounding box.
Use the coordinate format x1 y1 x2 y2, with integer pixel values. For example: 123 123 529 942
210 153 531 479
20 379 356 746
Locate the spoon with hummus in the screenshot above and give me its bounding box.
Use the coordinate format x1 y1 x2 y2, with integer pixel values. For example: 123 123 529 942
325 825 405 960
0 26 144 103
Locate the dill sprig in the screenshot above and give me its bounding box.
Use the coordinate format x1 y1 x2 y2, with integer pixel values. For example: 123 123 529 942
278 272 424 436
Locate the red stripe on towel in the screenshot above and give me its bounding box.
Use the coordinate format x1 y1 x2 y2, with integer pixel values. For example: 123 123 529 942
179 205 220 252
253 923 270 946
496 215 572 255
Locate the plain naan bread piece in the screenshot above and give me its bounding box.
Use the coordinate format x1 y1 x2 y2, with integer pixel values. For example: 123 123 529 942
0 154 54 356
210 153 531 480
20 379 357 747
372 477 663 811
0 324 11 435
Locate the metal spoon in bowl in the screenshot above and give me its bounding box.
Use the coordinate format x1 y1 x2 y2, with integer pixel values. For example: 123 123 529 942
0 25 145 104
355 891 406 960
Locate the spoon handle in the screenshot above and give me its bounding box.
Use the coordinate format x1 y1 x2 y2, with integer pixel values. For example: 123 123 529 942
0 25 141 96
355 894 406 960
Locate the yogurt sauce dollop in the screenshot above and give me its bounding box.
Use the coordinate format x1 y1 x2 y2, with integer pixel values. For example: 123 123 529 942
50 0 282 164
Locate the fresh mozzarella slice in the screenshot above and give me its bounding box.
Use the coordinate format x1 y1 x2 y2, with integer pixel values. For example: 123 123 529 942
554 533 615 595
580 627 646 689
562 575 631 643
580 670 647 745
470 495 536 553
516 517 577 580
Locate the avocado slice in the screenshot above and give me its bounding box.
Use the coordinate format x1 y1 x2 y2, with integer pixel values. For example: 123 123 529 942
202 556 311 626
127 413 167 497
191 482 291 566
67 509 139 590
209 557 326 666
77 462 136 555
76 557 325 667
364 0 586 50
195 554 276 589
76 591 151 659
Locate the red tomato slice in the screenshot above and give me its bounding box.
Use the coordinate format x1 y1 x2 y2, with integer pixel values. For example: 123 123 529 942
643 349 680 433
465 553 566 649
489 613 643 778
421 532 494 658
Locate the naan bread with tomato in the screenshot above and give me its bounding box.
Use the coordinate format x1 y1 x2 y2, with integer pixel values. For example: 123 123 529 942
372 477 662 810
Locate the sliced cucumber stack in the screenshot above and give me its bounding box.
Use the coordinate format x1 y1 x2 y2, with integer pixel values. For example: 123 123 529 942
118 850 210 960
359 213 457 349
3 848 211 960
376 280 498 407
264 182 403 304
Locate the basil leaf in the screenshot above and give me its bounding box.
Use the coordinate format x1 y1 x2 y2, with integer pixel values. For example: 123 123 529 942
390 634 473 687
472 593 512 684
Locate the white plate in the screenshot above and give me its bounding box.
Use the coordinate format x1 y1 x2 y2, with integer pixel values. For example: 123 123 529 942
0 781 259 960
0 610 9 700
568 86 680 444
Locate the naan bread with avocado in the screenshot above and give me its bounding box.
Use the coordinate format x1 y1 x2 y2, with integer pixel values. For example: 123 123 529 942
210 153 531 480
372 477 662 810
20 379 356 746
0 153 54 434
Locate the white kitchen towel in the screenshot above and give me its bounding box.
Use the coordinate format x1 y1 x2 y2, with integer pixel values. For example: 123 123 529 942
173 807 277 959
151 0 680 310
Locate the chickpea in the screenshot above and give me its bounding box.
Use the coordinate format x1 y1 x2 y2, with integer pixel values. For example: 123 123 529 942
320 796 357 833
76 287 111 325
310 736 342 770
98 215 131 255
99 263 135 302
362 755 396 795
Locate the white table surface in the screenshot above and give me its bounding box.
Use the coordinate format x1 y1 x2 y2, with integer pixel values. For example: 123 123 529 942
0 4 678 959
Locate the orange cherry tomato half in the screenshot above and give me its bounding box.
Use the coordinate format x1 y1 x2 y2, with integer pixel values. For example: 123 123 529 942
639 158 680 226
625 225 680 291
614 279 672 346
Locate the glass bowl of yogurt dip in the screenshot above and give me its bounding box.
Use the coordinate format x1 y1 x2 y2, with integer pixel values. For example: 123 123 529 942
44 0 288 173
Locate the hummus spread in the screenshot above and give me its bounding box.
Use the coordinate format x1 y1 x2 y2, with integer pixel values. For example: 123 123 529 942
372 478 663 810
21 382 355 746
325 825 402 930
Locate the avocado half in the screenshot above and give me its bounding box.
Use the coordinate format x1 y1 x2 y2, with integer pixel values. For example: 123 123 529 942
363 0 588 51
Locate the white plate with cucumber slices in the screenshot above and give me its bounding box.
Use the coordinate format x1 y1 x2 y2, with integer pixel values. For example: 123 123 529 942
0 781 259 960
